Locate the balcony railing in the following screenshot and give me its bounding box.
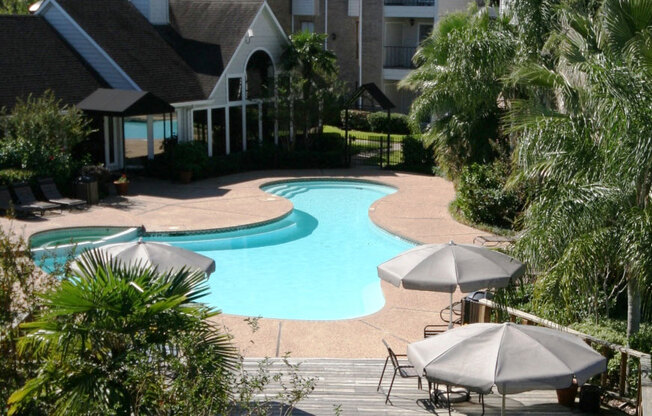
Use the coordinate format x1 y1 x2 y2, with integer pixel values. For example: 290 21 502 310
384 0 435 6
384 46 416 69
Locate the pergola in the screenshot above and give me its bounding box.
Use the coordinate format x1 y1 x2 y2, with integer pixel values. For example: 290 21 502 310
343 83 396 167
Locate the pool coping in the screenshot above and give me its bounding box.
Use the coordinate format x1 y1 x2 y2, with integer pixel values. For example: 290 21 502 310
5 168 484 358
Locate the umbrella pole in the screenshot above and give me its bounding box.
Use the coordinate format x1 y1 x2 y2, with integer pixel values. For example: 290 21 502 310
448 292 453 329
501 393 506 416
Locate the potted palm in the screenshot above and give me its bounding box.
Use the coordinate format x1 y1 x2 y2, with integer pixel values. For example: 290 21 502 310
113 173 129 195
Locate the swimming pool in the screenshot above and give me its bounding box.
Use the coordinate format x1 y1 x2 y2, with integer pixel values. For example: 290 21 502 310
32 180 415 320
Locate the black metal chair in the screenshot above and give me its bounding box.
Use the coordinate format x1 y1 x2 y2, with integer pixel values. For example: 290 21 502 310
424 324 448 338
11 182 59 215
38 177 86 209
377 339 422 404
0 185 38 217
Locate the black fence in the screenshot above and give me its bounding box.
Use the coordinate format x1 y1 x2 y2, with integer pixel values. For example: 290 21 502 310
347 134 403 168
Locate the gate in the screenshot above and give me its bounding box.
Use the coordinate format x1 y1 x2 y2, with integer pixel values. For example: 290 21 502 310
347 134 403 168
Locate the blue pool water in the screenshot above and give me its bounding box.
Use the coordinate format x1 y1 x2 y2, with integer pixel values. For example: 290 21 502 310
33 181 414 320
124 120 177 140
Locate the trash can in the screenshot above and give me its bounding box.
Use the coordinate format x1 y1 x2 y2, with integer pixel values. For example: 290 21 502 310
75 175 99 204
579 384 601 413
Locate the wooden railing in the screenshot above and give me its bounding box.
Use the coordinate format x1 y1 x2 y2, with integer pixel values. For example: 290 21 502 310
463 298 652 416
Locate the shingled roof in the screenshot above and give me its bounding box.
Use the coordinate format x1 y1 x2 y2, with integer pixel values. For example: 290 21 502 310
0 15 104 110
167 0 263 76
56 0 209 102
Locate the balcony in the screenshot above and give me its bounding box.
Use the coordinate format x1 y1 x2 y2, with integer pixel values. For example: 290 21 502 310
384 46 416 69
385 0 434 5
384 0 436 18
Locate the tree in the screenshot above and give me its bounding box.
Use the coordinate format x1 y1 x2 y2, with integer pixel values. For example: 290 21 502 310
508 0 652 337
0 225 56 413
280 31 338 147
8 251 237 415
0 91 92 183
400 5 517 179
0 0 29 14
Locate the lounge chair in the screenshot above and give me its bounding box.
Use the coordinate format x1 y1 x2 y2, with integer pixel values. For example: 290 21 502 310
0 185 41 217
377 339 422 404
11 182 59 215
38 178 86 209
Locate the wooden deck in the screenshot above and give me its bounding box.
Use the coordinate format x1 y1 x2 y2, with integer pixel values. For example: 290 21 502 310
244 358 624 415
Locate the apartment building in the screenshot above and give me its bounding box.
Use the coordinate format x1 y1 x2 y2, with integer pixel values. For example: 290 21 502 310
267 0 469 114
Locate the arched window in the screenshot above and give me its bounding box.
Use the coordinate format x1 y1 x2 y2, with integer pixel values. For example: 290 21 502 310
246 50 274 100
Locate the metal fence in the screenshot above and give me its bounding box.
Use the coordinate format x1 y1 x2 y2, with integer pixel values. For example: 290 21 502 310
384 0 435 5
384 46 416 69
347 134 403 169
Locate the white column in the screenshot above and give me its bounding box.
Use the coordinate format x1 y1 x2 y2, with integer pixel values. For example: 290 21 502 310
225 106 231 154
258 102 263 143
207 109 213 157
242 101 247 151
146 114 154 160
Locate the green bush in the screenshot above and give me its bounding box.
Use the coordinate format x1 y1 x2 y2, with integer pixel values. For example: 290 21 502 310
339 110 371 131
399 136 435 173
0 91 92 185
367 112 412 135
455 160 523 228
0 169 36 186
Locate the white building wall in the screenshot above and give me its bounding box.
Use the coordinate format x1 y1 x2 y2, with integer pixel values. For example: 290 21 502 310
40 1 137 90
211 7 287 102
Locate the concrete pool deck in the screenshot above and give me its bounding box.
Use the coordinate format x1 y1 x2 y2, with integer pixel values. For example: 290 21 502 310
1 168 483 358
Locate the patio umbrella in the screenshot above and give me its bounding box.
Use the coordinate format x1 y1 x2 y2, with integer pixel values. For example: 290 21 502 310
377 241 525 327
407 323 607 415
73 238 216 276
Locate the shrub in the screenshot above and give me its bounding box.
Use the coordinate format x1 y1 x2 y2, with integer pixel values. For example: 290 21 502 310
367 112 412 135
0 91 92 185
455 160 523 228
339 110 371 131
0 169 36 186
399 136 435 174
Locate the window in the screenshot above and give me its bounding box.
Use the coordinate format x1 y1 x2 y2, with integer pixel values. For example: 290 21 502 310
418 24 433 43
300 21 315 33
228 77 242 101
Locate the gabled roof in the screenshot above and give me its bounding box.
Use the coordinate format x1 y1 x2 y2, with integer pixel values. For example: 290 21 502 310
0 15 104 110
166 0 263 77
55 0 208 102
77 88 175 116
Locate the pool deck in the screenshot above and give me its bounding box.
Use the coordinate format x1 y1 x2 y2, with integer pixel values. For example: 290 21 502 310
1 168 482 358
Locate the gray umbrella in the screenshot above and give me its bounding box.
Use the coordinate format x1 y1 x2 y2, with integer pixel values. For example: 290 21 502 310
377 241 525 327
73 238 216 276
407 323 607 415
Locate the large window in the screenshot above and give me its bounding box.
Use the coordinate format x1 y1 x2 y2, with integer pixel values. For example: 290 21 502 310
229 107 243 153
211 108 226 156
246 51 274 100
228 77 242 101
300 21 315 33
193 109 208 142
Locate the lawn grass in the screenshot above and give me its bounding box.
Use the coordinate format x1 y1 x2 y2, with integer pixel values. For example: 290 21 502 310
323 125 409 141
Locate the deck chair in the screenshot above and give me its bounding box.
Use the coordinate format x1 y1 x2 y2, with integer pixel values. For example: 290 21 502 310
377 339 422 404
38 178 86 209
440 301 462 326
424 324 448 338
0 186 38 217
11 182 59 215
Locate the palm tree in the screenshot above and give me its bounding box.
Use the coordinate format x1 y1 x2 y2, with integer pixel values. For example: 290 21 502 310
508 0 652 337
400 6 517 179
280 31 337 146
8 251 237 415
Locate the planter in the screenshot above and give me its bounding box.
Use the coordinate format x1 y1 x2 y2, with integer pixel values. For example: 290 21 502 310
179 170 192 184
556 383 579 407
113 181 129 196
